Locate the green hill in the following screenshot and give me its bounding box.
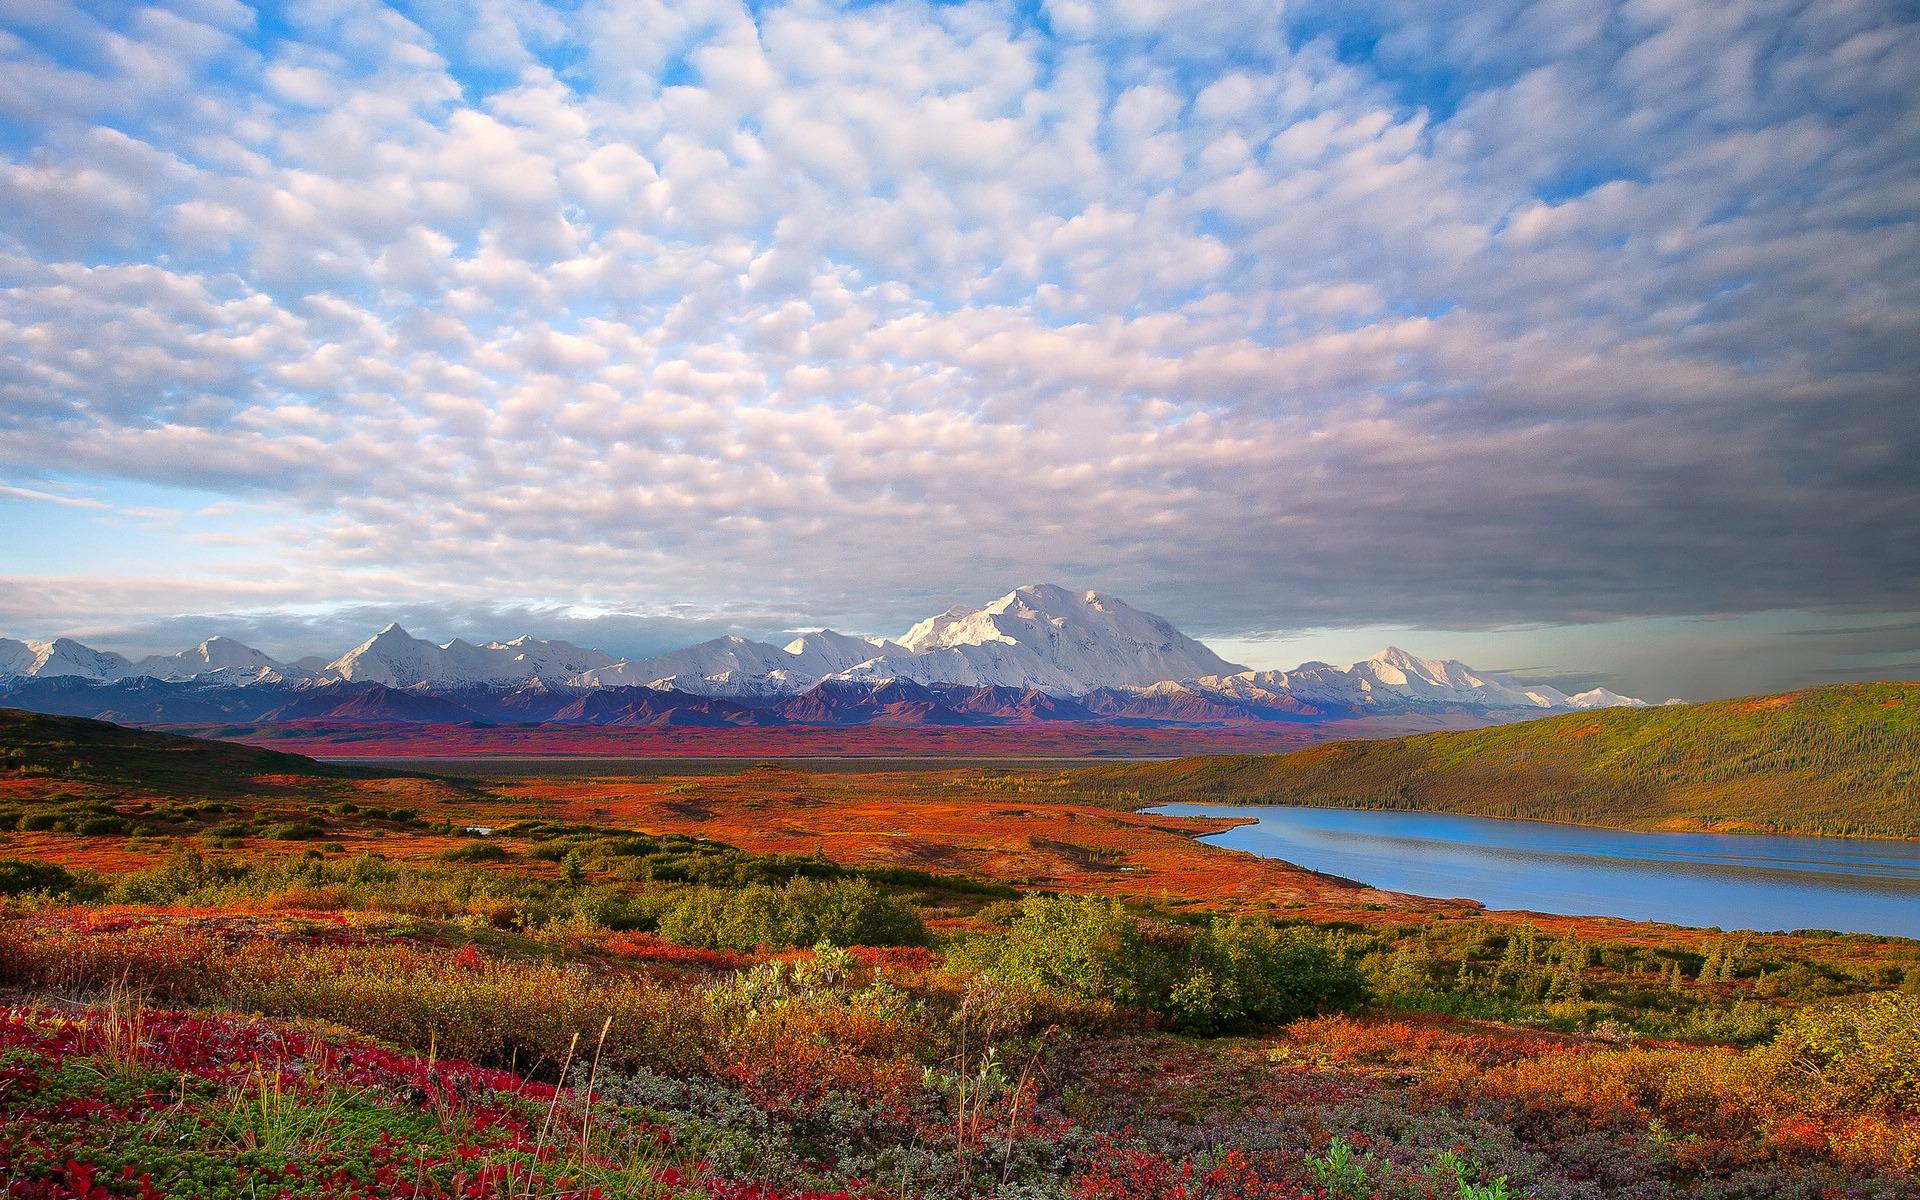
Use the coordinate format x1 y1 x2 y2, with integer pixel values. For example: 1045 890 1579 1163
1075 682 1920 839
0 706 357 798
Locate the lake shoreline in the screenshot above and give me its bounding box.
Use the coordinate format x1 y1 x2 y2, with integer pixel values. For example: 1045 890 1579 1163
1148 801 1920 939
1135 796 1920 844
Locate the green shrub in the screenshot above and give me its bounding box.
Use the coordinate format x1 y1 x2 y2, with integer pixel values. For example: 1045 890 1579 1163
953 895 1180 1011
1761 991 1920 1114
957 895 1365 1033
107 849 250 904
657 877 926 950
1169 916 1370 1034
0 858 78 897
440 841 511 863
259 820 324 841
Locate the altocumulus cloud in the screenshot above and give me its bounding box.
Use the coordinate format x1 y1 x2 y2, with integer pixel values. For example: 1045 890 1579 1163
0 0 1916 644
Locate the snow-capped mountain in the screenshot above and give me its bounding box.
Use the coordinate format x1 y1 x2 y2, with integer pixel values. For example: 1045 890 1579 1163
0 585 1661 717
0 634 301 685
575 630 899 692
0 637 133 681
325 625 451 686
1567 687 1649 710
875 583 1244 692
127 636 292 684
1188 647 1584 715
0 639 46 678
571 585 1243 697
326 625 616 687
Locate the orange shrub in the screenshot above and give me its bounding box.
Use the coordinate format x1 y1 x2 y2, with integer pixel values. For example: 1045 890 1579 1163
217 939 697 1072
0 921 226 1001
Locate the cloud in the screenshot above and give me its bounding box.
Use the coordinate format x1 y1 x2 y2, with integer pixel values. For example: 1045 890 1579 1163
1780 618 1920 657
0 482 110 509
1805 661 1920 682
0 0 1914 671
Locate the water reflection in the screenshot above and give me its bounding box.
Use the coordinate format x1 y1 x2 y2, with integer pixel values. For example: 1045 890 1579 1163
1149 804 1920 937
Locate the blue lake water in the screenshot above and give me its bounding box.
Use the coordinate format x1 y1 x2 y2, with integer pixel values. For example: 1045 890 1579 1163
1149 804 1920 938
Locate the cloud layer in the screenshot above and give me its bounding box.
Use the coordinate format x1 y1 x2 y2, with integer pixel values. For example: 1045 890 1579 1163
1 0 1916 652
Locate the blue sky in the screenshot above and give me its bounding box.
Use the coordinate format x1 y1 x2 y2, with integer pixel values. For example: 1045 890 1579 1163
1 0 1916 699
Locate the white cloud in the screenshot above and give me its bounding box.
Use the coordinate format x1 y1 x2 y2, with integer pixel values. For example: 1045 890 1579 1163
0 482 109 509
0 0 1914 656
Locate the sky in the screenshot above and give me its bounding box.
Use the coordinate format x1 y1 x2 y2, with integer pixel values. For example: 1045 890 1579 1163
0 0 1916 701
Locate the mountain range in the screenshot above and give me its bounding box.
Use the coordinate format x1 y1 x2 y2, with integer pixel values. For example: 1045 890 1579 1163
0 584 1663 728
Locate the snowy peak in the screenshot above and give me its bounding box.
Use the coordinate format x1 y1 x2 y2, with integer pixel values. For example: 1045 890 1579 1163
881 583 1245 693
899 604 985 653
0 637 132 681
1568 687 1649 709
1363 646 1469 686
0 639 43 678
328 625 448 686
1188 647 1644 715
324 627 616 687
0 586 1658 713
782 629 899 670
558 584 1242 697
44 638 133 680
491 636 616 677
0 634 293 684
578 629 902 697
580 635 796 689
129 636 288 683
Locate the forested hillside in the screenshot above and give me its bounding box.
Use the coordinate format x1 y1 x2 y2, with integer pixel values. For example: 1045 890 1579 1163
1077 683 1920 838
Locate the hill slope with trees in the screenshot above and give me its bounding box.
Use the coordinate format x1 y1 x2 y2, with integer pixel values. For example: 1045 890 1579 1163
1077 682 1920 838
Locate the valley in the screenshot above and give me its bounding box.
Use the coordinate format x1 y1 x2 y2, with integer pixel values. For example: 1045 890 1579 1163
148 716 1457 759
5 597 1917 1200
3 703 1918 1198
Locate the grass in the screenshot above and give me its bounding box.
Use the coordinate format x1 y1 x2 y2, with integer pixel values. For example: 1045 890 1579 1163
5 906 1917 1197
211 1068 364 1157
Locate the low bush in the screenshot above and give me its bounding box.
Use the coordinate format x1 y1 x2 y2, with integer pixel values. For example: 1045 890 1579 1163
439 840 511 862
1171 916 1372 1033
258 819 325 840
658 877 928 951
1759 991 1920 1115
955 895 1367 1032
0 858 78 897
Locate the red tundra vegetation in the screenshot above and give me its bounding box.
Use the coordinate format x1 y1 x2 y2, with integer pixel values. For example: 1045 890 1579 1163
1 712 1916 1198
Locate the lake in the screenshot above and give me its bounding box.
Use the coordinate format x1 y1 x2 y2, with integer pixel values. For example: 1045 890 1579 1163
1150 803 1920 938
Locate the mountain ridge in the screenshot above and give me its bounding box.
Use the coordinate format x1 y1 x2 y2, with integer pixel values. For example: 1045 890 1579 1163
0 584 1659 720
